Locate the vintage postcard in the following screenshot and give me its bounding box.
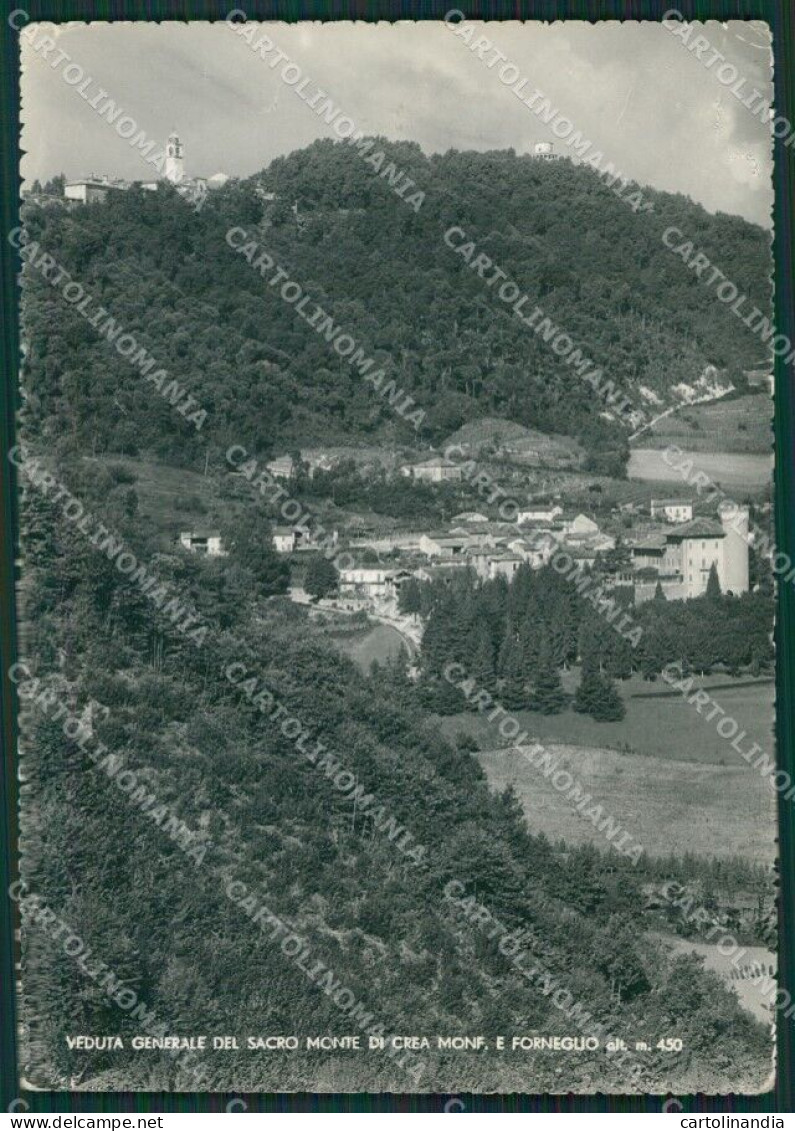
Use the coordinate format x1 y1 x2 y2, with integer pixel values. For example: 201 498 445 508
8 14 783 1096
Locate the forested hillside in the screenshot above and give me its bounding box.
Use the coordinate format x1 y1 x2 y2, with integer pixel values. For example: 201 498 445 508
14 141 776 1093
19 140 772 473
16 461 771 1092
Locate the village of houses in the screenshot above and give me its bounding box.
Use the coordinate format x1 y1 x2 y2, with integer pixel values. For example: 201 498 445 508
179 445 751 650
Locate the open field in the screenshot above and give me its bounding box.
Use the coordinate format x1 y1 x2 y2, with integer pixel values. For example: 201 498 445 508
445 674 776 862
443 673 774 766
443 416 583 462
627 448 772 494
477 743 776 863
83 455 224 543
632 394 772 454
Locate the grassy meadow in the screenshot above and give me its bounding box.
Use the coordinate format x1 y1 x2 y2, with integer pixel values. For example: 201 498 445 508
442 672 777 863
443 672 774 766
476 742 776 863
632 393 772 454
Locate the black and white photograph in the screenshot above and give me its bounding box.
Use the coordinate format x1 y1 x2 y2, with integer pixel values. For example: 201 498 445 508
7 11 786 1098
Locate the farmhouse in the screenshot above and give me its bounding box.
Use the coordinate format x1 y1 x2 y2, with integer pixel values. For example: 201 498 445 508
469 551 524 581
338 568 410 601
402 457 463 483
419 533 468 558
506 533 556 568
266 455 296 481
272 527 301 554
179 530 226 556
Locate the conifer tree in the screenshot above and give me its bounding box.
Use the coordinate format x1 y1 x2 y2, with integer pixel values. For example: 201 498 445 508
471 622 498 696
573 656 625 721
398 577 422 615
519 616 540 682
529 634 568 714
421 597 456 676
706 562 722 600
500 636 528 711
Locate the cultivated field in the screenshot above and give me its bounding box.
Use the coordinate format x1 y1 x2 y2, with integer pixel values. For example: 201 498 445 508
477 743 776 863
627 448 772 494
85 455 223 540
443 416 583 461
444 674 776 862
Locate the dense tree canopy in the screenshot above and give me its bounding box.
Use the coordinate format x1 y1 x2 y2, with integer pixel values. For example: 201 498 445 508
17 140 772 474
17 462 771 1091
412 562 772 715
14 138 776 1094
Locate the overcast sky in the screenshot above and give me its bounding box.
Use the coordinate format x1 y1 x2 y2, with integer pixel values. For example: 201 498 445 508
20 18 774 226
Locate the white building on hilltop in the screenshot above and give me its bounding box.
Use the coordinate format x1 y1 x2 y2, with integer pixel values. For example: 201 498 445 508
165 132 184 184
533 142 559 161
517 504 562 524
64 133 227 210
402 457 463 483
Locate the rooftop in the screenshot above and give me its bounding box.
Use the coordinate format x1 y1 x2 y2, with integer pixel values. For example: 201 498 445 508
409 456 459 469
627 529 669 551
667 518 725 539
180 529 221 539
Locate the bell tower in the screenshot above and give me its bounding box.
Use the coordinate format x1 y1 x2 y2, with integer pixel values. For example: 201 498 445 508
165 132 184 184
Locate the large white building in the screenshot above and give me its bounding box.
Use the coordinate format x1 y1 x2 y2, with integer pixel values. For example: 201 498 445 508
628 507 749 600
64 175 129 204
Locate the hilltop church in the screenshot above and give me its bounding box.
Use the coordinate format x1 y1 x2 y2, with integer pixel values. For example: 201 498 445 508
64 132 229 207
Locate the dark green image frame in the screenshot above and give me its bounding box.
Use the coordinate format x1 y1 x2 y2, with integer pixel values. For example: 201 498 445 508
0 0 793 1113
